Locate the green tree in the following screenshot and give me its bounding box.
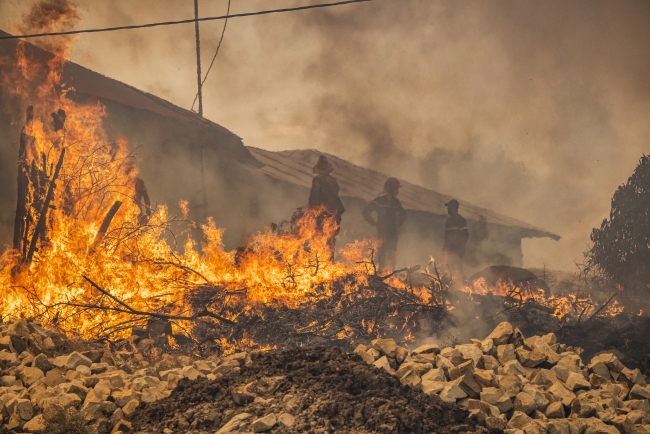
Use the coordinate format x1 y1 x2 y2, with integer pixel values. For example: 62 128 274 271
588 155 650 292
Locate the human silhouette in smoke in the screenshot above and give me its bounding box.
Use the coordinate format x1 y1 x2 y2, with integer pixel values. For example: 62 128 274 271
362 177 406 270
443 199 469 285
308 155 345 259
124 160 151 225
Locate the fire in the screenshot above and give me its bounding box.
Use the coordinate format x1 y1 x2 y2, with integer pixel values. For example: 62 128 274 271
461 277 624 320
0 1 388 341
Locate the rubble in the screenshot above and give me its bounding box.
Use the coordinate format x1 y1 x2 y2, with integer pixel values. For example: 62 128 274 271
2 315 650 434
341 321 650 434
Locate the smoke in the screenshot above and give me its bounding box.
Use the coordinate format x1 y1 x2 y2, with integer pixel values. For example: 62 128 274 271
2 0 650 271
18 0 79 33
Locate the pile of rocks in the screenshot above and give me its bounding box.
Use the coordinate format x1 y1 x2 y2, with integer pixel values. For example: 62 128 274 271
355 321 650 434
0 318 250 433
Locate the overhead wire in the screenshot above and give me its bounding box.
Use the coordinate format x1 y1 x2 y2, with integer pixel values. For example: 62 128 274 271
191 0 231 113
0 0 374 41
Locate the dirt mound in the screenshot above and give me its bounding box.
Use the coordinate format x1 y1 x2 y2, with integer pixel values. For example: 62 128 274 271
131 347 491 434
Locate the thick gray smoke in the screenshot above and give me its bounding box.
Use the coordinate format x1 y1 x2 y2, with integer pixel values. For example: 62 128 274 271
1 0 649 270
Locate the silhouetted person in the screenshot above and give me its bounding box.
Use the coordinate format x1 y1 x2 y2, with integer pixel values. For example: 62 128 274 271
362 177 406 270
308 155 345 258
124 161 151 225
443 199 469 284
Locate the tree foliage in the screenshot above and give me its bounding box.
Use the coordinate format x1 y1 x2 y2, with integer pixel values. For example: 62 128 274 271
588 155 650 292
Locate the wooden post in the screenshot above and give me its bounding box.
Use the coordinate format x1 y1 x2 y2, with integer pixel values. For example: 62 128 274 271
24 148 65 265
89 201 122 254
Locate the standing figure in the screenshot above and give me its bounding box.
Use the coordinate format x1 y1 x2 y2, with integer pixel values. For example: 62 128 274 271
124 161 152 225
443 199 469 284
362 177 406 270
308 155 345 258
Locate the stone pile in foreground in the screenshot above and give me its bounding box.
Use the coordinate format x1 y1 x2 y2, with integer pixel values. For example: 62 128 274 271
355 321 650 434
0 318 251 433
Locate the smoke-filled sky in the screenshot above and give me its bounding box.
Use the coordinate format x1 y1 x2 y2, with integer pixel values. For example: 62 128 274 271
2 0 649 271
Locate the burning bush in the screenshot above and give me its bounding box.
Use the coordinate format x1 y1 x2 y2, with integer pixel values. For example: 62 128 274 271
587 155 650 293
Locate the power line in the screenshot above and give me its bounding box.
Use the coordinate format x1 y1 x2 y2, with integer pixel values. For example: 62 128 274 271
0 0 374 41
191 0 231 113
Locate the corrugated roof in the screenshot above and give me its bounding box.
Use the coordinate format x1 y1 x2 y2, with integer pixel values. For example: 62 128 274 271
249 147 560 240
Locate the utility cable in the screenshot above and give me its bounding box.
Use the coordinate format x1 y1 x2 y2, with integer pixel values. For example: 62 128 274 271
191 0 231 113
0 0 373 41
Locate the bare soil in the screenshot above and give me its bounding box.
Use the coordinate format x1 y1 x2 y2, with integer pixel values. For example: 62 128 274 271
131 347 493 434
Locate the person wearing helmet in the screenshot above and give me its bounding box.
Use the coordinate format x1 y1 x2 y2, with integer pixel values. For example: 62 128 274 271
308 155 345 258
362 177 406 270
443 199 469 284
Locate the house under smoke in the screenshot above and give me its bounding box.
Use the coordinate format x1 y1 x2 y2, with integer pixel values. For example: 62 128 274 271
0 30 558 272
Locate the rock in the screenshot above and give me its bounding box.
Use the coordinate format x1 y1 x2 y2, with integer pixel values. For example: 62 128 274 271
481 387 514 413
395 346 408 363
588 361 612 380
449 360 474 380
14 398 34 420
503 360 528 376
232 384 256 405
571 398 602 418
40 393 82 411
122 399 139 417
111 419 132 433
181 365 204 381
582 417 619 434
0 350 20 369
373 356 395 374
516 348 547 368
515 391 537 415
400 369 422 387
112 389 139 408
507 411 533 429
371 338 397 358
624 410 646 424
131 376 160 392
18 366 44 387
396 361 432 378
436 355 455 370
522 385 549 411
474 369 496 387
532 339 562 365
216 413 252 434
547 381 576 406
32 354 52 373
353 346 375 364
566 371 591 390
456 344 483 364
531 369 557 389
278 412 295 428
467 398 500 417
481 355 501 371
486 416 507 431
412 343 440 355
23 414 45 432
251 413 277 432
1 375 16 386
628 384 650 401
547 419 571 434
141 386 168 403
421 367 445 382
500 372 524 398
545 401 565 418
611 414 634 434
542 333 557 346
626 399 650 412
214 360 240 376
421 379 446 395
0 335 13 352
589 353 624 373
52 352 92 370
454 373 482 398
439 384 467 402
498 344 517 364
620 368 646 387
367 348 381 359
486 322 514 345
